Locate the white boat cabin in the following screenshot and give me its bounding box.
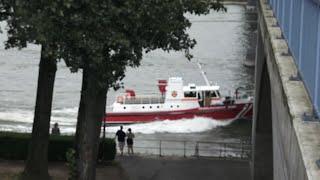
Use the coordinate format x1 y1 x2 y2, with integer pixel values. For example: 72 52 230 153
112 77 224 112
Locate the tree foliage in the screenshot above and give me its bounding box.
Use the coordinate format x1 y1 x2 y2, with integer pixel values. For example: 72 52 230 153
1 0 225 88
55 0 225 89
0 0 225 179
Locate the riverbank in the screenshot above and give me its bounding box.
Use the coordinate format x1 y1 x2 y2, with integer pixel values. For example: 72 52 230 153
0 155 250 180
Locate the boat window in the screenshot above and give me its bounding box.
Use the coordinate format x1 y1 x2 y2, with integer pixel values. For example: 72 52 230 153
198 92 204 107
205 91 211 97
157 106 160 108
177 105 179 108
211 91 217 97
216 91 221 97
123 107 126 109
142 106 145 109
184 91 196 97
170 105 173 108
150 106 152 109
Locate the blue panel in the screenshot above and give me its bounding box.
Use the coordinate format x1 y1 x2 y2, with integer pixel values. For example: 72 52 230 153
277 0 282 21
288 0 294 45
281 0 286 30
273 0 276 9
278 0 282 26
298 0 305 67
283 0 291 41
311 0 320 6
291 0 303 64
300 0 319 100
316 10 320 116
273 0 279 19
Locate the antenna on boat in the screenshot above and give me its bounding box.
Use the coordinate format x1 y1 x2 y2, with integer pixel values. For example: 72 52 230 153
196 61 211 86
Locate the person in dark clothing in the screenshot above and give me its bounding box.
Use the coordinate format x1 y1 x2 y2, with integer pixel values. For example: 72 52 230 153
115 126 126 156
51 122 60 135
126 128 135 155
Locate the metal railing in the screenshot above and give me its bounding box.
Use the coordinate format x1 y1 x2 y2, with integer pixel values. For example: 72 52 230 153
118 138 252 160
123 97 165 104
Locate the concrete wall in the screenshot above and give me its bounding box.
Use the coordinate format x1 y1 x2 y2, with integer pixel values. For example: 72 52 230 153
252 0 320 180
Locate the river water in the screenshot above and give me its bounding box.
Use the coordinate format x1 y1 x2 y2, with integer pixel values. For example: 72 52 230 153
0 5 255 153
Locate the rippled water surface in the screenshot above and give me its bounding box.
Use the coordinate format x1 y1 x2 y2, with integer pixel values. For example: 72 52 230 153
0 5 255 143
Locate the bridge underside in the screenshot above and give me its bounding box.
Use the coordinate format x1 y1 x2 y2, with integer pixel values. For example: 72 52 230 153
252 28 273 180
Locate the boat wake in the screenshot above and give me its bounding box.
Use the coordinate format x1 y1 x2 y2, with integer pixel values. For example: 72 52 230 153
0 108 77 125
0 109 234 134
105 117 235 134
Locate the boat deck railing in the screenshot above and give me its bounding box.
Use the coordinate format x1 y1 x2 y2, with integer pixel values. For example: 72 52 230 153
123 96 165 105
115 138 252 160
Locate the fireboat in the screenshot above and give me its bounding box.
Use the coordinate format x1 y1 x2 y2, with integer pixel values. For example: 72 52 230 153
104 62 253 124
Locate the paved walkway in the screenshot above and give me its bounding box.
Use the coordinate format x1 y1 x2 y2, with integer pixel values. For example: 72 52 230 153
0 156 250 180
117 155 251 180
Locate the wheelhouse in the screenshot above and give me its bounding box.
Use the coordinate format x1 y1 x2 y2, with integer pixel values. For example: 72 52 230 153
183 84 221 107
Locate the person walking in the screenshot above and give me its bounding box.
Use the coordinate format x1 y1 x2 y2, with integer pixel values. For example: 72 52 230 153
115 126 126 156
126 128 135 155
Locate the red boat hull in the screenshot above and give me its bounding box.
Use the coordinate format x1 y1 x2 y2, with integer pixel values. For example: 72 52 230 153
104 103 252 124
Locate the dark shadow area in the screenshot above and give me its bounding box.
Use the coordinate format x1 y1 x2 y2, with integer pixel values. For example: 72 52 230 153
253 60 273 180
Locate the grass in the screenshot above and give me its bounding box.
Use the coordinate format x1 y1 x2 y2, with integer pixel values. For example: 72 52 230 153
0 172 21 180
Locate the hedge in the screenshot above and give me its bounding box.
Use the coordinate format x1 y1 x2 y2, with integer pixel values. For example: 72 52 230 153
0 132 116 161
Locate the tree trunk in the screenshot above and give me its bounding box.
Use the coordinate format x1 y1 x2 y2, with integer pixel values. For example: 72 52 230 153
75 66 107 180
22 45 57 180
75 68 88 156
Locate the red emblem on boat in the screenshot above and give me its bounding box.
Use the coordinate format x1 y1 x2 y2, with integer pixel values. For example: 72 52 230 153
171 91 178 97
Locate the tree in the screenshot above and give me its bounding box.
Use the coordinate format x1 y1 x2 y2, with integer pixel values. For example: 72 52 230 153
0 1 71 179
56 1 225 179
1 1 225 179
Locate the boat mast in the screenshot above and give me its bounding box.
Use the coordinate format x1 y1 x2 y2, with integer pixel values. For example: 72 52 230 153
196 61 211 86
